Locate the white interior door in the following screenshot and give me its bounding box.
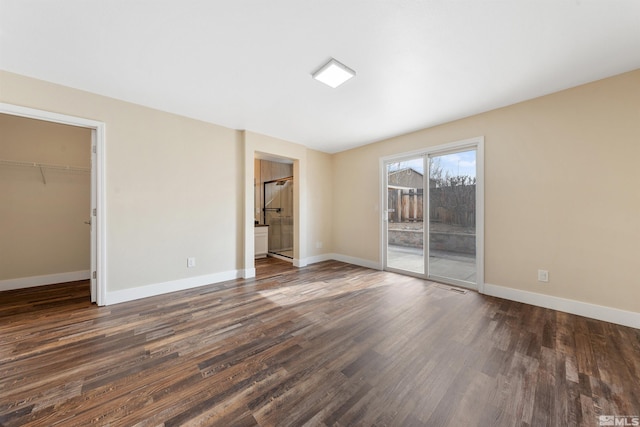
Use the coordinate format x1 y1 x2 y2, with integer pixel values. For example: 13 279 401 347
90 130 97 302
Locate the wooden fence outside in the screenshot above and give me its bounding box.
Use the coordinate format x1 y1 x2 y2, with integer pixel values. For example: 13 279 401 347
388 185 476 227
388 188 423 223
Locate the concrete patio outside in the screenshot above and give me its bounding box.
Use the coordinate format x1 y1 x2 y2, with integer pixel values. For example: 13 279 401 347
387 245 476 284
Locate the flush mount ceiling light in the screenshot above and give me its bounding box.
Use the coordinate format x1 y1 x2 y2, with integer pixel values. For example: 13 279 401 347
312 58 356 88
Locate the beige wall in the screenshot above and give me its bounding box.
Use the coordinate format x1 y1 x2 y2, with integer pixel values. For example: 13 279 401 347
306 149 333 258
0 71 334 296
0 114 91 280
3 68 637 314
332 69 640 313
243 131 333 269
1 71 242 292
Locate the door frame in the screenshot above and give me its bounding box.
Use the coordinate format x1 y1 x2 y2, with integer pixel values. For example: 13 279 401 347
380 136 484 292
381 152 427 277
244 135 308 277
0 103 107 305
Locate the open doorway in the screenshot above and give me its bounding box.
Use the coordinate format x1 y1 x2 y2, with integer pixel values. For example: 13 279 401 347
0 113 91 294
244 133 307 277
0 103 105 305
254 155 294 262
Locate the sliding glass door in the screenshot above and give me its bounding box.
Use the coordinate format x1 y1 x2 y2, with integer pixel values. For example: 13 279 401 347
427 149 477 285
383 138 483 289
385 156 425 275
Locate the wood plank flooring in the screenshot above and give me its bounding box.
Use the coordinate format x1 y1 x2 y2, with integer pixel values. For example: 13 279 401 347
1 258 639 426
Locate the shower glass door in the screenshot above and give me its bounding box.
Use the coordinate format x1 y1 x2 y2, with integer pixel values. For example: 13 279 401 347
264 178 294 258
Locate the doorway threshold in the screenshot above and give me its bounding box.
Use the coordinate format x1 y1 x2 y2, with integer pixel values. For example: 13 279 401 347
268 252 293 263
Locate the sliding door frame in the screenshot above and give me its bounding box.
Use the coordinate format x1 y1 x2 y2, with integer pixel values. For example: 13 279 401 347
380 136 484 292
382 152 427 277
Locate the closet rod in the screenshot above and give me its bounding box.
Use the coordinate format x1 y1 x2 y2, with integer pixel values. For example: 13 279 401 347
0 159 90 173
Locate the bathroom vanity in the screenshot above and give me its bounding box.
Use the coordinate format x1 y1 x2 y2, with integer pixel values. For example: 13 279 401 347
254 225 269 258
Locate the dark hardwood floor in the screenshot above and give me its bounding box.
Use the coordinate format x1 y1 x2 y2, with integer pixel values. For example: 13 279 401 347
1 258 639 426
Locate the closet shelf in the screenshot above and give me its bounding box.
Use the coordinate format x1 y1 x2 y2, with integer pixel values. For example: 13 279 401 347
0 159 90 185
0 158 90 173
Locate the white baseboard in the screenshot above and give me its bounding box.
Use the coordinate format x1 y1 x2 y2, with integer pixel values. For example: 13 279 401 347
242 268 256 279
298 253 383 270
265 253 335 267
483 283 640 330
99 259 638 329
105 269 242 305
0 270 90 291
330 253 382 270
270 252 381 269
304 253 335 265
293 258 308 268
266 253 294 264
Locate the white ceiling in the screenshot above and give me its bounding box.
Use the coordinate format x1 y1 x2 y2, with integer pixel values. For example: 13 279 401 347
1 1 639 153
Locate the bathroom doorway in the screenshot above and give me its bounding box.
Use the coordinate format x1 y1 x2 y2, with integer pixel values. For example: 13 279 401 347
264 176 294 258
254 155 295 262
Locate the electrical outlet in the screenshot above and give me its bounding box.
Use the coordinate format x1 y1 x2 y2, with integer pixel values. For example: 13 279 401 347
187 257 196 268
316 241 323 249
538 269 549 282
